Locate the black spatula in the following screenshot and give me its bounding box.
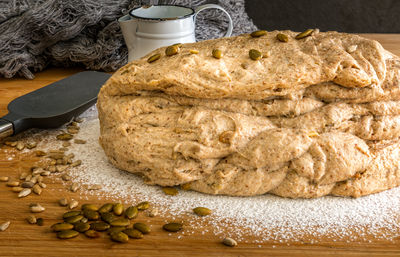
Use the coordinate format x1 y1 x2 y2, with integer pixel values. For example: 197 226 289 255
0 71 111 138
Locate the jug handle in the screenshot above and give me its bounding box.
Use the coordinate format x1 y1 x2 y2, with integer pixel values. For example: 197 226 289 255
194 4 233 38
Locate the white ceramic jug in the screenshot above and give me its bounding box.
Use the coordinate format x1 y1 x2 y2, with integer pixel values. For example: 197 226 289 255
118 4 233 61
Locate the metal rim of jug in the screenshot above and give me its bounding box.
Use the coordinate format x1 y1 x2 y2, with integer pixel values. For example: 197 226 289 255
129 4 195 21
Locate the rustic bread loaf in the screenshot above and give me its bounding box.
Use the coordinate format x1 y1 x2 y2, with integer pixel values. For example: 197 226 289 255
98 30 400 198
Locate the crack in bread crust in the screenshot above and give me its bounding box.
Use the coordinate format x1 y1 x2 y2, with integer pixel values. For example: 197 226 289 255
98 31 400 198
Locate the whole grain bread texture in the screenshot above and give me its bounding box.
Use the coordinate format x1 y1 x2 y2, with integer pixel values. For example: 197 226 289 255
98 30 400 198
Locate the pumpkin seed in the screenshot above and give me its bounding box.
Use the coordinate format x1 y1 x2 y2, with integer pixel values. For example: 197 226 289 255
57 229 79 239
6 181 20 187
83 210 99 220
193 207 212 216
69 200 79 209
26 215 37 224
110 231 129 243
123 228 143 239
56 133 73 141
65 215 84 224
82 204 98 212
110 218 130 227
295 29 313 40
74 139 86 144
11 187 24 193
107 226 125 235
165 45 179 56
124 206 138 219
30 204 45 213
16 141 25 151
162 187 178 196
63 211 81 219
90 221 110 231
18 188 32 198
162 222 183 232
84 229 100 238
74 222 90 233
113 203 124 216
99 203 113 213
136 201 150 211
180 183 191 191
36 218 43 226
147 53 161 63
101 212 117 224
59 198 68 207
133 223 150 234
212 49 222 59
249 49 262 60
222 237 237 247
52 222 74 232
26 142 37 149
276 33 289 42
189 49 199 54
0 176 9 182
32 184 42 195
0 221 10 231
250 30 267 37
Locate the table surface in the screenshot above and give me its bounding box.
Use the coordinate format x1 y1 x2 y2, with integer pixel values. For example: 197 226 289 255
1 34 400 257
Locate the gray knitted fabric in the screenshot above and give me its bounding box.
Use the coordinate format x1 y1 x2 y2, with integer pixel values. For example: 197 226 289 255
0 0 257 79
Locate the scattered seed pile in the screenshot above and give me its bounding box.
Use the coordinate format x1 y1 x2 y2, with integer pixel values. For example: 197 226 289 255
3 106 400 243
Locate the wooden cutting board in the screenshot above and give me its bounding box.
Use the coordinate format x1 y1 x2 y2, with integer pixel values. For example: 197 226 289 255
1 35 400 257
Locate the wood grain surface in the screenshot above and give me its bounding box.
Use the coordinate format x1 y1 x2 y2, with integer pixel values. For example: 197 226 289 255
1 35 400 257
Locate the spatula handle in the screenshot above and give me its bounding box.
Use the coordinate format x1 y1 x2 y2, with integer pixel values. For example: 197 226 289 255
0 119 13 138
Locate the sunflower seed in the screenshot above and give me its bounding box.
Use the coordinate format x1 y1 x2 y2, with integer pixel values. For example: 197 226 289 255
5 141 17 147
71 160 82 167
74 139 86 144
193 207 212 216
222 237 237 247
24 175 32 182
69 200 79 209
67 128 79 134
21 181 34 188
59 198 68 207
16 142 25 151
113 203 123 216
110 231 129 243
6 181 20 187
0 176 9 182
19 172 28 180
57 229 79 239
0 221 10 231
56 165 68 173
125 206 138 219
84 229 100 238
56 133 73 141
48 153 64 160
61 174 71 181
74 117 84 123
148 208 159 217
147 53 161 63
34 150 46 157
250 30 267 37
18 188 32 198
347 45 358 53
70 183 79 192
11 187 24 193
47 165 56 173
30 203 45 213
133 223 150 234
26 215 37 224
37 176 43 183
32 184 42 195
26 142 37 149
62 142 71 147
38 182 46 188
40 171 50 176
87 184 101 191
52 222 74 232
295 29 314 40
162 187 178 196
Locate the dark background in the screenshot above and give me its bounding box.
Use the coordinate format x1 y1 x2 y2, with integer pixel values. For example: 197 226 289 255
245 0 400 32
